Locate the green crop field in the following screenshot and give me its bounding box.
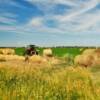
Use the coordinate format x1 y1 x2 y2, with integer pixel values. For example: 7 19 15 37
14 47 86 57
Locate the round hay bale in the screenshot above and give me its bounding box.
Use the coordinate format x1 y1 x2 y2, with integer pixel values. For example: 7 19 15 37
43 48 53 57
74 54 94 67
0 48 15 55
30 55 46 63
82 49 95 55
3 55 24 61
0 54 6 62
12 55 24 60
7 49 15 55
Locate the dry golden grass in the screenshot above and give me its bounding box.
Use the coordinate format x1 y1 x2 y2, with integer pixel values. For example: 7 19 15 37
0 59 100 100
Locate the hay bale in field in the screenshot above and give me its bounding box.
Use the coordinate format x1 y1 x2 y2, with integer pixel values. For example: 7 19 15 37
82 49 95 55
0 48 15 55
43 48 53 57
74 54 94 67
0 55 24 61
83 48 100 57
7 49 15 55
8 55 24 60
30 55 47 63
0 54 6 62
74 48 100 67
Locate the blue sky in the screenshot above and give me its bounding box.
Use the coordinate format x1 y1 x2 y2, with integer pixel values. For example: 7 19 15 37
0 0 100 47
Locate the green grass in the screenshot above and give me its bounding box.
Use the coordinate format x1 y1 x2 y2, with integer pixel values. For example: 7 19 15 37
52 47 83 57
14 47 25 56
14 47 85 57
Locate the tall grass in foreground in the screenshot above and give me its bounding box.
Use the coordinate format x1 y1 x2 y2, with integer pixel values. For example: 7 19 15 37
0 65 100 100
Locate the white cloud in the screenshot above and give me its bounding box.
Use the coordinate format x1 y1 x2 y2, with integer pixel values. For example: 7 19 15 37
25 0 100 34
27 0 77 6
74 12 100 31
28 17 43 27
54 0 98 22
0 0 100 36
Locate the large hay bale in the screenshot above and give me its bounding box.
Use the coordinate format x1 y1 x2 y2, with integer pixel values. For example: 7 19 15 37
7 55 24 60
0 54 6 62
75 48 100 67
43 48 53 57
74 54 94 67
0 55 24 61
0 48 15 55
82 49 95 55
30 55 47 63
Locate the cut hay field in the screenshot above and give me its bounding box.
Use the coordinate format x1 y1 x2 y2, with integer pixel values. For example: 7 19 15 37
0 47 100 100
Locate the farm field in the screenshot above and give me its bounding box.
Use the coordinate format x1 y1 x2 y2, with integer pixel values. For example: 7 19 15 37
15 47 86 57
1 0 100 100
0 47 100 100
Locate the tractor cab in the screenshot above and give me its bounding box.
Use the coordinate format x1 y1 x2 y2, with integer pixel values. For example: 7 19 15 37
24 45 38 56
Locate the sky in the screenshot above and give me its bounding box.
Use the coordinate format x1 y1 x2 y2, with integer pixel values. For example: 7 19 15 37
0 0 100 47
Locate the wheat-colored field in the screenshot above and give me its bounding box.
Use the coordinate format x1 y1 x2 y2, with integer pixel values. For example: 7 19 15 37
0 59 100 100
0 48 100 100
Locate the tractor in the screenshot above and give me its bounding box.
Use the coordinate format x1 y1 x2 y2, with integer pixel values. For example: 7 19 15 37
24 45 38 61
